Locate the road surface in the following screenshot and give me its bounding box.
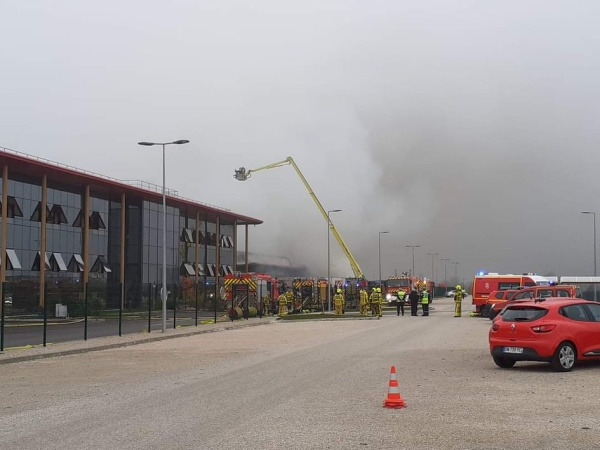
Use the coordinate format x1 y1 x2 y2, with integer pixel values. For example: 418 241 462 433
1 298 599 449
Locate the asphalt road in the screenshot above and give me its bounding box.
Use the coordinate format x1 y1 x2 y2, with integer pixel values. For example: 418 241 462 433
2 311 220 348
2 302 423 348
2 298 599 449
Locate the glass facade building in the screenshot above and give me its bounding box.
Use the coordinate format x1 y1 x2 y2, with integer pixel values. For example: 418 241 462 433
0 148 261 313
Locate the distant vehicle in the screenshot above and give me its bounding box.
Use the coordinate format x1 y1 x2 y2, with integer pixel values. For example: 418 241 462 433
446 289 469 297
489 297 600 372
471 273 550 314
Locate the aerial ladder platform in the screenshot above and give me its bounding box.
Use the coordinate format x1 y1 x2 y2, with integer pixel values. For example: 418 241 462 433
233 157 364 283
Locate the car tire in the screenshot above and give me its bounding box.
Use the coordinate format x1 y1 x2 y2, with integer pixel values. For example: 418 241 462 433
492 356 516 369
481 305 490 318
551 342 576 372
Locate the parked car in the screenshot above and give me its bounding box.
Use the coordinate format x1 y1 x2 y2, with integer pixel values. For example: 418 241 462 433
483 289 518 319
445 290 456 297
489 285 582 321
489 297 600 372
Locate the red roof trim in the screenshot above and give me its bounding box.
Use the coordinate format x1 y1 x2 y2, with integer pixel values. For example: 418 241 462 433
0 148 262 226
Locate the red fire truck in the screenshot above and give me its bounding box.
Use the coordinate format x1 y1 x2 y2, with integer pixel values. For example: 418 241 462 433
384 276 433 303
223 272 283 309
471 273 550 313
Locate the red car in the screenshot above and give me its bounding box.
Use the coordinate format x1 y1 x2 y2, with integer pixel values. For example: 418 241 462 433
489 297 600 372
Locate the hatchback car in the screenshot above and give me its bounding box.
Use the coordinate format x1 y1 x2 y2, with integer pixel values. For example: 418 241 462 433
489 298 600 372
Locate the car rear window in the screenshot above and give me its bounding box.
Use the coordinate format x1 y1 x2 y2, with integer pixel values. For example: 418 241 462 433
502 306 548 322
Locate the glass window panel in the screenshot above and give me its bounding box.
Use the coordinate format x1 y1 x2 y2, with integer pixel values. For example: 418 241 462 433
150 211 158 229
149 228 158 246
22 182 31 199
6 226 15 249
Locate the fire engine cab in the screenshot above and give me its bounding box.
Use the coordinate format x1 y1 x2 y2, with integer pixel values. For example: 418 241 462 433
223 272 282 309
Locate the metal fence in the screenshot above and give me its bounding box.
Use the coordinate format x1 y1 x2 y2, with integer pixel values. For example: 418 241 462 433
0 280 231 351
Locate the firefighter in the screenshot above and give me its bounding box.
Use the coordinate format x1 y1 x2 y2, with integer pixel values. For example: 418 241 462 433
369 288 378 317
396 290 406 316
333 289 344 315
377 287 384 318
263 293 271 316
359 288 368 316
454 285 464 317
285 288 294 313
278 292 288 316
421 290 430 316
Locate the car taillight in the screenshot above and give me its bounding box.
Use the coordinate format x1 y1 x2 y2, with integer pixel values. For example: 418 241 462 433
531 324 556 333
491 323 500 331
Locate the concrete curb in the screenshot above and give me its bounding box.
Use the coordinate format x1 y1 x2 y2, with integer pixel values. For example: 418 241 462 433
0 319 274 366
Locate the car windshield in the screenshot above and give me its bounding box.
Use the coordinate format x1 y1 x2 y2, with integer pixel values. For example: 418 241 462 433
387 279 410 288
502 306 548 322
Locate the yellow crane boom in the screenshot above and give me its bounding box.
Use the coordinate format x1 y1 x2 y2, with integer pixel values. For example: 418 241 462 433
233 157 364 279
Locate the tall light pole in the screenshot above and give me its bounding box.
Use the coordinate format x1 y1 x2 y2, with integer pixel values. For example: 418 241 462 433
452 261 459 286
441 258 451 287
327 209 342 312
379 231 390 289
138 139 190 332
427 252 439 297
582 211 597 301
427 252 439 282
406 245 420 277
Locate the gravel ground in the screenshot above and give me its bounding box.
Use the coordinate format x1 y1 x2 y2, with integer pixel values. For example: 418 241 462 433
1 298 599 450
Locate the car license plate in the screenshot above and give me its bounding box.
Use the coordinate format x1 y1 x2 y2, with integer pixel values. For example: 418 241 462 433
503 347 524 354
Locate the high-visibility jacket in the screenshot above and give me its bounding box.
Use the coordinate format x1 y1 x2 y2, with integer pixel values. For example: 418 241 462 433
359 290 368 305
421 292 429 304
285 291 294 302
333 294 344 306
278 294 287 305
397 291 406 301
454 291 463 302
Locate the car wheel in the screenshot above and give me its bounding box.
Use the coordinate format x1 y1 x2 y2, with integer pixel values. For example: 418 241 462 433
481 305 490 318
551 342 576 372
492 356 516 369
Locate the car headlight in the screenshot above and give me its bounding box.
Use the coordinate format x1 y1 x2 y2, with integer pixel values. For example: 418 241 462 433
386 294 392 300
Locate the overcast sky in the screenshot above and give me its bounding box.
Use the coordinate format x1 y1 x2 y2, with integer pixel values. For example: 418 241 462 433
2 1 600 283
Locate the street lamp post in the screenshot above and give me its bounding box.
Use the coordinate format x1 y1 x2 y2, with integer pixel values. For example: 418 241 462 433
452 261 459 286
406 245 421 277
441 258 450 287
138 139 190 332
582 211 597 301
378 231 390 290
327 209 342 312
427 252 439 297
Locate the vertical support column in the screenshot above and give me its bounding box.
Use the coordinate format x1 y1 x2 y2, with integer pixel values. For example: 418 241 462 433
195 211 200 286
233 220 238 272
39 175 47 307
120 193 126 308
83 186 90 294
215 215 220 295
244 224 249 273
0 166 8 284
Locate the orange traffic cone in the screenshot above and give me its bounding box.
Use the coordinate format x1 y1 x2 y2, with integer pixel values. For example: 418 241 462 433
383 365 406 409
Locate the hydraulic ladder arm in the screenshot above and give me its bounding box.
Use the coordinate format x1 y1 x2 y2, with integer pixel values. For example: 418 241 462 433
233 157 364 279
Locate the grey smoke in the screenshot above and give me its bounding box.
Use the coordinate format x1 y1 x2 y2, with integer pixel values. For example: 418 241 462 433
2 1 600 281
